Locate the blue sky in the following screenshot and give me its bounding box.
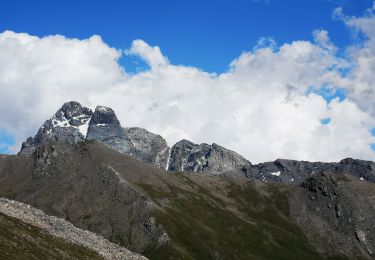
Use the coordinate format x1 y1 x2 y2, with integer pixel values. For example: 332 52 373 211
0 0 372 73
0 0 375 159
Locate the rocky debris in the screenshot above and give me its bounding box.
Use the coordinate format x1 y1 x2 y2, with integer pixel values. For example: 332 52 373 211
124 127 170 169
0 198 147 260
0 212 103 259
19 101 93 155
167 139 251 174
289 172 375 258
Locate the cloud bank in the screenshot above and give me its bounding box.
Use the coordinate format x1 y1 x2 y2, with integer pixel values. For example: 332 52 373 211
0 9 375 163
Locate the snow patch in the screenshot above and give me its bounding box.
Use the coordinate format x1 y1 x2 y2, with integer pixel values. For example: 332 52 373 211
78 118 91 137
96 123 107 126
270 171 281 176
51 114 92 137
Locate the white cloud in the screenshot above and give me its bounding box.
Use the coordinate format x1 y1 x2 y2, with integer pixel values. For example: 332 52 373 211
126 39 169 68
332 5 375 116
0 10 375 163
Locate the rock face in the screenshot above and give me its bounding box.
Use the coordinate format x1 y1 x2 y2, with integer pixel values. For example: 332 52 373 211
290 172 375 258
85 105 136 158
167 139 251 173
19 101 93 155
87 106 124 141
86 108 170 169
124 127 170 169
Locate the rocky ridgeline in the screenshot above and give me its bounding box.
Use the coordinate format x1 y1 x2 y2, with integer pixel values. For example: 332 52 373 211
0 198 147 260
236 157 375 185
18 101 375 183
19 101 250 174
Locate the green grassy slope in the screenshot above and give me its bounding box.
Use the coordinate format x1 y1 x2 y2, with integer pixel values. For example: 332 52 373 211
139 174 322 260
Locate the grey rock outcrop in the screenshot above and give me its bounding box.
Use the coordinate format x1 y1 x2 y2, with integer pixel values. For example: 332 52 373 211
19 101 93 155
0 198 147 260
86 108 170 169
167 139 251 173
124 127 170 169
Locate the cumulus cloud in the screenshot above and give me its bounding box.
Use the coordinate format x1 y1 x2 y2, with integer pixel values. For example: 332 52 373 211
0 9 375 163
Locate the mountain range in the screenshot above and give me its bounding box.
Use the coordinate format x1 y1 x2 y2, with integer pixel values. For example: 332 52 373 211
0 101 374 259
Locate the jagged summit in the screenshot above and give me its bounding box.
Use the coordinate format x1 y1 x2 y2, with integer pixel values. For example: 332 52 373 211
19 101 93 155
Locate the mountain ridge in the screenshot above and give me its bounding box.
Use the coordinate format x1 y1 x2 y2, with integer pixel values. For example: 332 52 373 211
18 101 375 185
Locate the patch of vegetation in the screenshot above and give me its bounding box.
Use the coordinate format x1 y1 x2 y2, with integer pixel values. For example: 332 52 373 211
0 213 103 260
139 178 324 260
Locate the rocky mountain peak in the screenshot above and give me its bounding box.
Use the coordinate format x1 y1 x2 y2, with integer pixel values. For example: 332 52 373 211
49 101 93 135
19 101 93 155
